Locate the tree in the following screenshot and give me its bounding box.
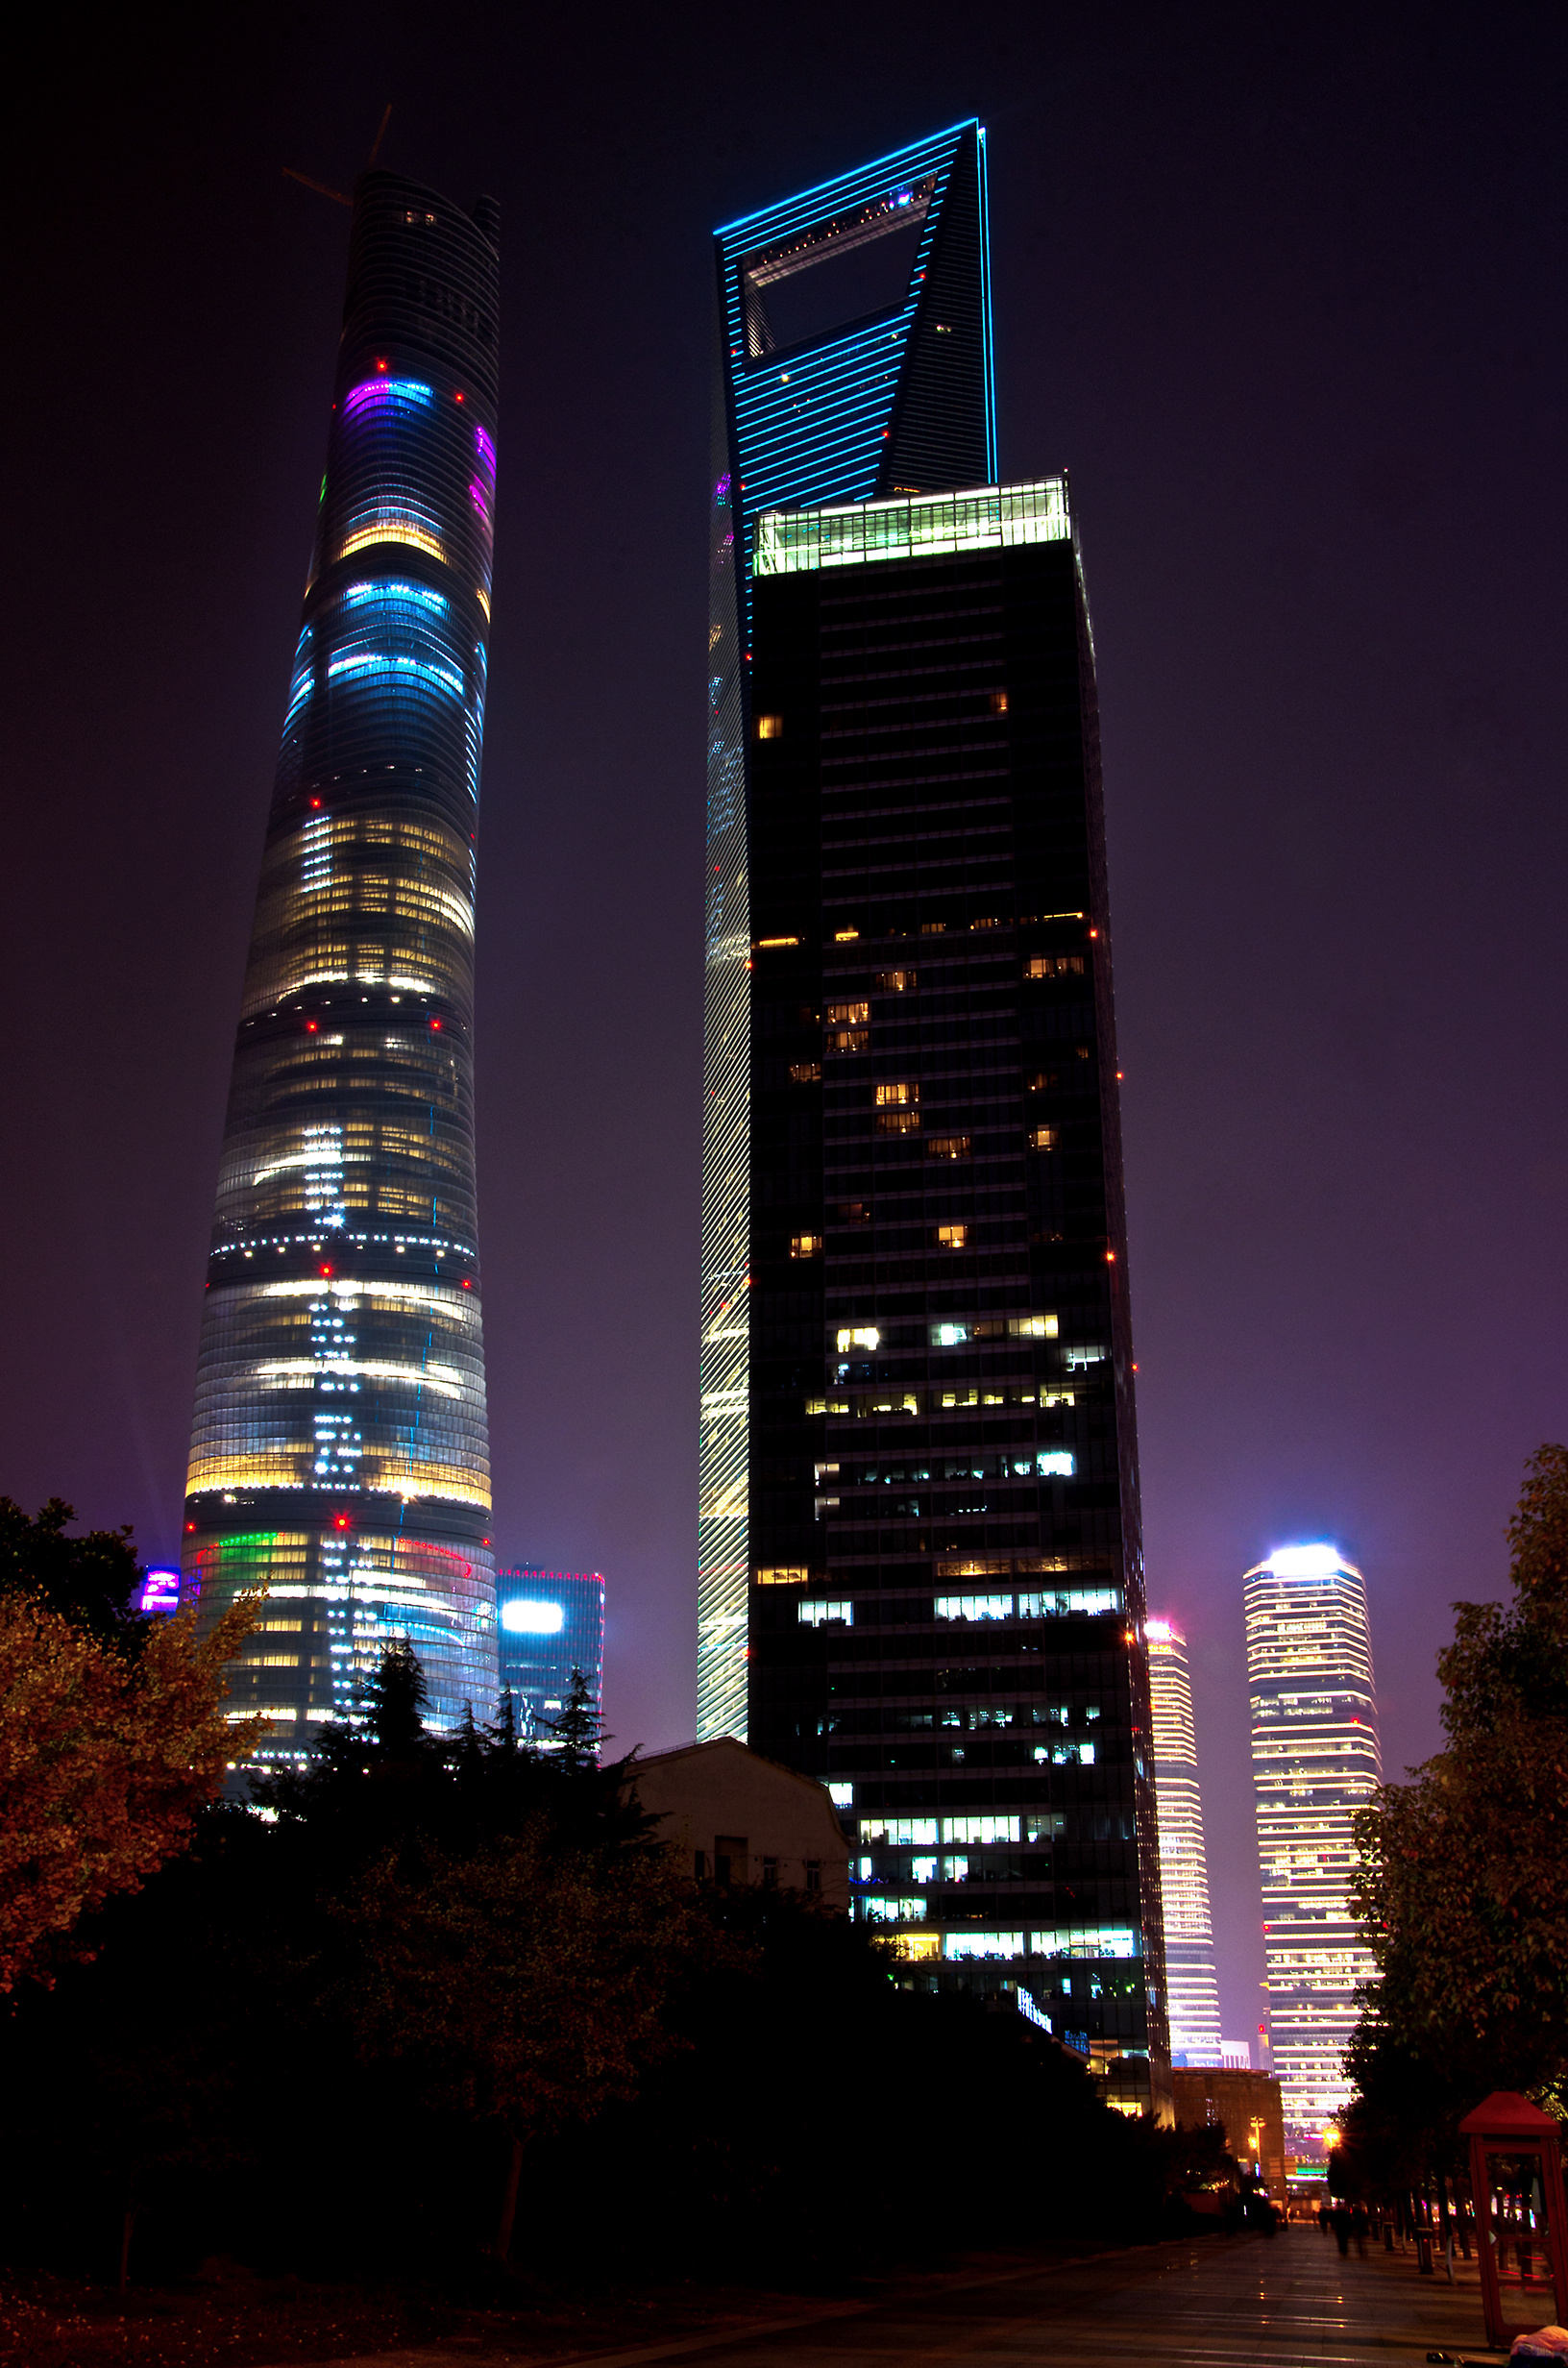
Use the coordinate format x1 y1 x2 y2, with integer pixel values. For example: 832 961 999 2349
0 1588 262 1989
1351 1443 1568 2128
334 1820 703 2259
545 1665 600 1772
0 1496 148 1656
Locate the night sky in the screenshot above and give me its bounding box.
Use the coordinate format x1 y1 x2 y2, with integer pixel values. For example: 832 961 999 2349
8 4 1566 2040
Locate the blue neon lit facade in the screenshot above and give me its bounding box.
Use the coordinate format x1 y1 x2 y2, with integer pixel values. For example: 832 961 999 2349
182 173 502 1760
699 124 995 1740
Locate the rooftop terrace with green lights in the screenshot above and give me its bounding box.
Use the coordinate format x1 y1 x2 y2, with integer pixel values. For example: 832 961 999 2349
751 477 1070 576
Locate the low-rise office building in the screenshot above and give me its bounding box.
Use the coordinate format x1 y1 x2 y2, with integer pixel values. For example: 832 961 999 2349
627 1737 849 1909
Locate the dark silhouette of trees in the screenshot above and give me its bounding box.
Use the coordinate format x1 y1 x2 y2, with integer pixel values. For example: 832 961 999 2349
0 1631 1174 2286
0 1495 149 1656
1348 1443 1568 2186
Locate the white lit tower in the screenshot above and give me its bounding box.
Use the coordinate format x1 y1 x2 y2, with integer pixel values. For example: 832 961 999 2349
1146 1617 1224 2065
1244 1545 1382 2158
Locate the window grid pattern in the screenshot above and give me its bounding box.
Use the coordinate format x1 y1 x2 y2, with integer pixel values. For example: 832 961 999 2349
1244 1555 1382 2157
698 124 995 1743
183 172 502 1750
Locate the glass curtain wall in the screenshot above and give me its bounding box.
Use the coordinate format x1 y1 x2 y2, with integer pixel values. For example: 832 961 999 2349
182 173 503 1762
1245 1545 1382 2157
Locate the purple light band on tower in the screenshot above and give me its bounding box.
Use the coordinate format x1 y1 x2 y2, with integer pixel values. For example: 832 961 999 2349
342 378 434 418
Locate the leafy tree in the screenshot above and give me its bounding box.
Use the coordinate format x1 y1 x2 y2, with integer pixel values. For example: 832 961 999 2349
1351 1443 1568 2130
0 1588 261 1989
0 1496 148 1656
336 1822 704 2259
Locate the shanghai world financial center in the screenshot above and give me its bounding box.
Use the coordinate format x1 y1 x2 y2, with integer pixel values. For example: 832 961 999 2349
698 122 1169 2109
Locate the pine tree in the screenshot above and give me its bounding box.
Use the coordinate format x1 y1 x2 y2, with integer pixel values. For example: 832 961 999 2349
358 1637 430 1756
548 1668 600 1774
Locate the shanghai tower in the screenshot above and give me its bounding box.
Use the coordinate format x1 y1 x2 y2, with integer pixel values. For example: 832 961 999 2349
182 173 502 1759
699 124 1169 2112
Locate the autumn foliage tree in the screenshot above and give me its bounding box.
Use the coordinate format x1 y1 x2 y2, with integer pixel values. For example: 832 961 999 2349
0 1498 261 1989
1350 1443 1568 2141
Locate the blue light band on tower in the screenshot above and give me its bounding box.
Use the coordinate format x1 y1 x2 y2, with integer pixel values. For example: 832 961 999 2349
182 173 502 1763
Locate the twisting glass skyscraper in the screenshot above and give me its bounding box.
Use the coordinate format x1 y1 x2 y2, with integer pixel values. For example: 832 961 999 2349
1146 1617 1223 2065
182 173 502 1759
1245 1545 1381 2157
698 125 1168 2113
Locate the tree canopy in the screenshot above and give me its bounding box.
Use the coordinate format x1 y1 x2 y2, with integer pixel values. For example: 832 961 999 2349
0 1501 261 1990
0 1495 149 1655
1349 1442 1568 2166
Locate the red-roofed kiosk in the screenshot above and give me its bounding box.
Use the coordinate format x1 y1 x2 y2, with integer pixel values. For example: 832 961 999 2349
1459 2090 1568 2349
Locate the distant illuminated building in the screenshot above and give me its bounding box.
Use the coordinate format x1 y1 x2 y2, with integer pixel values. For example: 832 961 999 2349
1244 1544 1381 2159
179 171 503 1760
497 1570 605 1747
136 1568 182 1617
1147 1617 1224 2066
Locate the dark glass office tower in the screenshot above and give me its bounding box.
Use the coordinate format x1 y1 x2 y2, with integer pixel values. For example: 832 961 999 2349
182 173 502 1761
699 129 1169 2112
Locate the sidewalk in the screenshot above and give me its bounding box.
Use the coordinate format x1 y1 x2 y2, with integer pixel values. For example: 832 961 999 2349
243 2232 1513 2368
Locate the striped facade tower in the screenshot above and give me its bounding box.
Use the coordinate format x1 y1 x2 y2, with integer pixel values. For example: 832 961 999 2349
1146 1617 1224 2065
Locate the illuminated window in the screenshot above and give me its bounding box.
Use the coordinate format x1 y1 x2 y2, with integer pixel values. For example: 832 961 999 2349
1028 1070 1060 1091
825 999 870 1053
927 1134 970 1160
943 1815 1020 1844
920 920 946 934
1026 953 1087 979
874 1080 917 1106
788 1061 822 1084
835 1325 880 1351
877 1108 920 1133
936 1593 1014 1622
753 934 801 950
936 1223 968 1248
833 926 860 941
859 1814 939 1843
835 1200 870 1223
799 1599 852 1626
1029 1125 1059 1150
970 916 1000 930
755 713 783 739
991 689 1009 715
755 1566 810 1585
790 1233 822 1258
874 969 916 993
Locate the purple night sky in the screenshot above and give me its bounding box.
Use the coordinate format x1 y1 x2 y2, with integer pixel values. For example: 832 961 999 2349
6 4 1565 2037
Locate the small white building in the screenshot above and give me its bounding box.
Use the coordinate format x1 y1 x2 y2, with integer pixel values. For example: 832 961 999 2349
626 1736 849 1911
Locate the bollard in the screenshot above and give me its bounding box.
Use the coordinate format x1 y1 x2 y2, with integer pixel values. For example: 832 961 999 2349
1417 2233 1434 2275
1384 2225 1396 2252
